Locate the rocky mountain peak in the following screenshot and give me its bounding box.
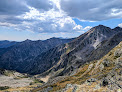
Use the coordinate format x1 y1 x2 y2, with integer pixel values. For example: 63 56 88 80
69 25 115 50
85 25 114 44
113 26 122 32
47 37 60 41
24 39 32 42
91 25 112 32
97 24 106 27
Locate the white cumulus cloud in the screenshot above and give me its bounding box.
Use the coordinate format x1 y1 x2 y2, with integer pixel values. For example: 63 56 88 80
118 23 122 28
60 0 122 21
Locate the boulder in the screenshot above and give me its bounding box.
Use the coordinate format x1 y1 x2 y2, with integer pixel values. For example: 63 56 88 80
101 79 108 86
103 59 110 67
99 63 104 71
114 48 122 57
87 78 96 83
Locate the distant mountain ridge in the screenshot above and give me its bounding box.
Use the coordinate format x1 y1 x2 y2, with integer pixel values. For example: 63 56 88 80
0 37 74 73
0 40 17 48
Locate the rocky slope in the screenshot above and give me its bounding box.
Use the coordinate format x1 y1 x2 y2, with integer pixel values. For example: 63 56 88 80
34 25 122 77
0 38 73 73
33 41 122 92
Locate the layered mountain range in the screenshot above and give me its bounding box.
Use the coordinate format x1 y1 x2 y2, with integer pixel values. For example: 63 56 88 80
0 25 121 76
0 25 122 92
0 38 73 73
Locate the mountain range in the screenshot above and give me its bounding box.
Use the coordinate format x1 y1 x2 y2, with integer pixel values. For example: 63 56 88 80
31 25 122 76
0 25 122 91
32 25 122 92
0 38 73 73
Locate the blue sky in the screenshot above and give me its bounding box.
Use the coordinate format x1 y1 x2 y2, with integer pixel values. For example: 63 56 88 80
73 18 122 28
0 0 122 41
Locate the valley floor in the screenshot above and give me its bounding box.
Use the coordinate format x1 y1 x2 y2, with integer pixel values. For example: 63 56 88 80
0 75 32 88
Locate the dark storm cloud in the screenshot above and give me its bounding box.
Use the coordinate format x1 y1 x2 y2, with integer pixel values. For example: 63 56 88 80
0 0 29 15
26 0 53 11
60 0 122 21
0 0 54 30
0 0 53 16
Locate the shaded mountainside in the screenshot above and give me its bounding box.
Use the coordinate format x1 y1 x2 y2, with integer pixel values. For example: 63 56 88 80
0 40 17 48
0 41 18 56
32 41 122 92
28 44 67 74
0 38 73 73
36 25 122 77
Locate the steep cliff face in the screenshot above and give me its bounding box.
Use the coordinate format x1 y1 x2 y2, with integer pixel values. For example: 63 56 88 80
0 38 73 73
